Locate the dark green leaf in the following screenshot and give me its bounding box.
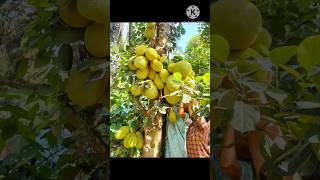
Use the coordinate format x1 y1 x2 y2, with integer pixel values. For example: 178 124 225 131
16 60 28 80
1 118 18 140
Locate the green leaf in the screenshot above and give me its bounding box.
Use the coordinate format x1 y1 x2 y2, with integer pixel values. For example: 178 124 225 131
1 118 18 140
279 65 302 81
16 60 28 80
296 101 320 109
4 135 29 155
57 165 78 180
57 154 74 170
270 46 297 65
230 101 260 133
110 123 122 133
219 89 238 109
27 0 49 8
55 28 84 43
45 132 58 147
212 34 230 62
266 88 288 105
0 106 30 119
203 73 210 86
297 35 320 72
38 165 51 178
194 76 203 83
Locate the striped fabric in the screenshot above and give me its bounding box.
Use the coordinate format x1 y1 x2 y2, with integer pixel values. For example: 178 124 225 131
186 120 210 158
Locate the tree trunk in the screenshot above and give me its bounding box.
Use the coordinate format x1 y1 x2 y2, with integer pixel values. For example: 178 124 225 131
142 22 170 158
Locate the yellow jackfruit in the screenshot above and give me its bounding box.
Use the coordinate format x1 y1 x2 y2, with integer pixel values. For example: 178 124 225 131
164 86 180 105
58 0 89 28
159 69 169 82
172 60 192 77
123 133 131 148
148 68 156 80
128 133 138 148
251 27 272 50
135 45 148 56
190 70 195 77
168 109 177 123
145 48 160 61
154 73 164 90
67 69 107 107
145 27 155 39
134 56 148 69
85 23 109 57
135 132 144 149
77 0 109 24
130 83 144 96
166 75 180 92
168 63 176 73
128 56 138 70
136 67 149 80
143 80 159 100
114 126 129 140
151 60 163 72
212 0 262 50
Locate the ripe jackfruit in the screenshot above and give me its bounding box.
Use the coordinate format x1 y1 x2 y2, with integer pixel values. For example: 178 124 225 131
114 126 130 140
154 73 164 90
166 75 180 92
67 69 106 107
58 0 89 28
168 63 176 73
251 27 272 50
135 45 148 56
159 69 169 82
134 56 148 69
151 60 163 72
143 80 159 100
172 60 192 77
212 0 262 50
164 86 180 105
85 23 109 57
168 109 177 123
128 56 138 70
145 48 160 61
148 68 156 80
77 0 109 24
130 83 144 96
136 67 149 80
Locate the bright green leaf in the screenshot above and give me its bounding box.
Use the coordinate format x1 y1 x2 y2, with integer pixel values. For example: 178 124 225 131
297 35 320 72
270 46 297 65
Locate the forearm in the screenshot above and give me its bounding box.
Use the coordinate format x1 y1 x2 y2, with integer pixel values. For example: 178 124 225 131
221 125 241 180
248 131 265 178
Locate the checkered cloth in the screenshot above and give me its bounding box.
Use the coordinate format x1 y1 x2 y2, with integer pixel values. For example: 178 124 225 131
186 120 210 158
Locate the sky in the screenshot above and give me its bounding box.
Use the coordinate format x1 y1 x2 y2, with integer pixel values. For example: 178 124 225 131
176 22 201 52
119 22 202 53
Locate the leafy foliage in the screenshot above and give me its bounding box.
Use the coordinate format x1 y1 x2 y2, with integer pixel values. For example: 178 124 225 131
212 0 320 178
0 0 108 179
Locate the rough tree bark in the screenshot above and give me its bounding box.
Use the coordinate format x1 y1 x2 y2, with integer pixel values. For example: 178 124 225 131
142 22 170 158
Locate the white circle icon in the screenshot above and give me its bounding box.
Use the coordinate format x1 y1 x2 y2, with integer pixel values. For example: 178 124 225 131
186 5 200 19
